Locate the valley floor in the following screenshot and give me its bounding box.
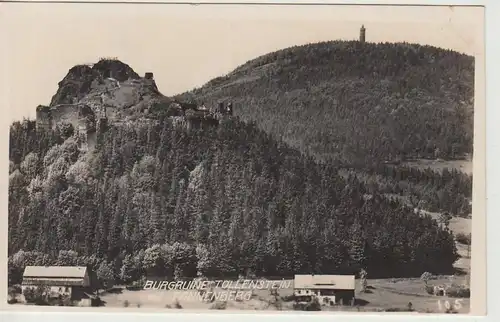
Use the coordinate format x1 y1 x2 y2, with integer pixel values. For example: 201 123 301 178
94 211 471 314
94 277 469 313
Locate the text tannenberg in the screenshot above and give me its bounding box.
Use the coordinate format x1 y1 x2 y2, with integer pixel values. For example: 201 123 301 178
144 279 292 291
143 279 292 302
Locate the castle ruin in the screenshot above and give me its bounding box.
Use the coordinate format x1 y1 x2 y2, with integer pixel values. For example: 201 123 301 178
35 103 104 152
171 100 235 132
36 104 96 133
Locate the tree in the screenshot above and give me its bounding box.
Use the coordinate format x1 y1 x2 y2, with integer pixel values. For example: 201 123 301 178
420 271 433 285
171 242 197 279
360 268 368 292
56 250 78 266
96 261 115 290
120 254 136 284
195 244 212 277
348 221 367 271
143 244 165 277
438 212 453 229
8 257 23 286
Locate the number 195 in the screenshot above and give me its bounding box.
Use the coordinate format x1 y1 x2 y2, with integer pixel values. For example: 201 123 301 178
437 299 463 311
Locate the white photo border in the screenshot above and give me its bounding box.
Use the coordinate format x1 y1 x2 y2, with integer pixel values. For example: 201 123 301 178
0 0 495 321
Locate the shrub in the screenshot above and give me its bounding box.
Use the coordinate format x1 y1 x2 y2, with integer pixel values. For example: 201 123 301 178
210 301 227 310
123 300 130 307
447 285 470 298
23 286 49 305
293 298 321 311
267 296 283 310
456 233 471 245
8 286 20 304
425 285 434 295
385 307 412 312
173 299 182 309
22 287 35 302
309 302 319 310
8 285 21 297
281 294 295 302
91 296 104 307
59 295 73 307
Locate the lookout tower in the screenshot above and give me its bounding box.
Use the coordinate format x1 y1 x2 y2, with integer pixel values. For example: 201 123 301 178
359 25 366 43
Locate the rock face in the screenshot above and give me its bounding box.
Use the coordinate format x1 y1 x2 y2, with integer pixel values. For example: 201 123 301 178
91 59 140 82
49 59 141 107
49 65 96 106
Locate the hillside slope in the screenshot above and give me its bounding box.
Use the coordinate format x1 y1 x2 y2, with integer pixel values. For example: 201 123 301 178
178 40 474 166
9 59 459 284
178 40 474 217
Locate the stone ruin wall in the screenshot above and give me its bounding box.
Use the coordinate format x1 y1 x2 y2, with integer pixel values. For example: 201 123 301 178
35 106 52 131
167 101 235 132
36 104 96 135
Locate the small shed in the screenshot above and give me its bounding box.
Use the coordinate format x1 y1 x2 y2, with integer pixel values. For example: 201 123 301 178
22 266 91 301
294 274 355 306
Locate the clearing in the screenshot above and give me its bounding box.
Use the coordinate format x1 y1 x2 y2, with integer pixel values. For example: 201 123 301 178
402 159 472 175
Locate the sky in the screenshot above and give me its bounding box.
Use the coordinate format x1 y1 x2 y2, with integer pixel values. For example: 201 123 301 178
0 3 484 121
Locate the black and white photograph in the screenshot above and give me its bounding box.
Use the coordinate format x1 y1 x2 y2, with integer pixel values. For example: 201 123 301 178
3 2 485 315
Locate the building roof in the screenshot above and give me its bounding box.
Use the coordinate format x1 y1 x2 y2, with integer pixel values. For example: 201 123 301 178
294 274 355 290
22 278 87 287
23 266 88 279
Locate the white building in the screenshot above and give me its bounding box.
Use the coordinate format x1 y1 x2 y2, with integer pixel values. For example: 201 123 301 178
294 274 356 306
21 266 90 301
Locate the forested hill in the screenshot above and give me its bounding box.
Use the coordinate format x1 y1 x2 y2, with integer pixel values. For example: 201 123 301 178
177 40 475 166
9 58 459 283
9 118 458 281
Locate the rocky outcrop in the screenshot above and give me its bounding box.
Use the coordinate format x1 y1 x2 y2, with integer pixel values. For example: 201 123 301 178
50 59 141 107
92 59 140 82
49 65 97 106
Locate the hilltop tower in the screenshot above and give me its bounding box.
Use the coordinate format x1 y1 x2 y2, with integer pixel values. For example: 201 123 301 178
359 25 366 43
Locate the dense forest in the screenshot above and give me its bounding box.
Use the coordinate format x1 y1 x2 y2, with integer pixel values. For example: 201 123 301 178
340 164 472 217
179 41 474 216
9 117 458 285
